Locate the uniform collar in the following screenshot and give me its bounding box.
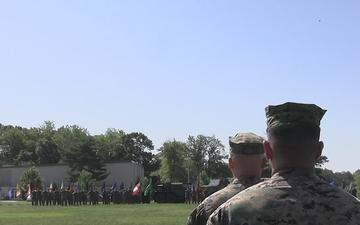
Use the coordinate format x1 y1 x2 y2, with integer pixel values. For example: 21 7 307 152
272 167 317 179
233 176 261 185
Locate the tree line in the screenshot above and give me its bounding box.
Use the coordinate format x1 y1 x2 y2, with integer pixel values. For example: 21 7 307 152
0 122 155 182
1 121 359 198
0 122 229 186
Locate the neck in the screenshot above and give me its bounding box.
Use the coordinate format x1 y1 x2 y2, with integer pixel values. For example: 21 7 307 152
272 165 315 175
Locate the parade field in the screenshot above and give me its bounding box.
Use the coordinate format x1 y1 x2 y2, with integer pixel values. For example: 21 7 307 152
0 201 194 225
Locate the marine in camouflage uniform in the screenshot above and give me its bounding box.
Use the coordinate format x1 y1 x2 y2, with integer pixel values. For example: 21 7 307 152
187 132 265 225
208 102 360 225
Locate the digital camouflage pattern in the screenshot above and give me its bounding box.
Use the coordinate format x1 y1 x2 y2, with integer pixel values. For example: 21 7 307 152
187 176 262 225
229 132 264 155
207 168 360 225
265 102 326 129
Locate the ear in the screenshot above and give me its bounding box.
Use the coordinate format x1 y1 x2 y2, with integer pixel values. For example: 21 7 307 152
228 157 234 170
264 141 273 160
315 141 324 160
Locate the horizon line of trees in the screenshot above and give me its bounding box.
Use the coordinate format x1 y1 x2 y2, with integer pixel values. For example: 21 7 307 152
0 121 230 187
0 121 156 182
1 121 359 197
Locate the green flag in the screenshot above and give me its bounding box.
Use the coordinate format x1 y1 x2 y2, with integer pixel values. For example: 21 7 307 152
144 178 153 197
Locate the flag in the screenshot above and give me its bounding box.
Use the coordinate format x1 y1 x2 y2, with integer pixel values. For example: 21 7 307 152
144 178 153 197
26 184 32 200
8 186 13 199
101 182 106 192
111 182 117 191
132 182 141 196
60 180 64 190
16 184 21 198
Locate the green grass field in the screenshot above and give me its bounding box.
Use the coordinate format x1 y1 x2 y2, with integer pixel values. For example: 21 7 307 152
0 201 195 225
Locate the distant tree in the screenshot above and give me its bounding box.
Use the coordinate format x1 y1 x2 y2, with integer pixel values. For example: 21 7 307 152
94 130 158 176
19 166 42 191
186 135 227 186
215 162 232 179
77 170 95 191
21 127 42 164
54 125 108 182
35 138 60 164
319 168 354 189
354 170 360 198
318 168 335 182
315 155 329 168
141 151 161 176
199 170 210 185
314 155 330 177
158 140 188 183
205 136 227 178
187 135 207 185
93 129 126 161
0 127 27 165
122 132 156 174
35 121 60 164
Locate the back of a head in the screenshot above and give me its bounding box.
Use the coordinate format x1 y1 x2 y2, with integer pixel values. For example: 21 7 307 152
229 132 265 177
265 102 326 169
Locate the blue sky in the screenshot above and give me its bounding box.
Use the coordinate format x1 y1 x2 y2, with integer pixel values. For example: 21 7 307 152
0 1 359 172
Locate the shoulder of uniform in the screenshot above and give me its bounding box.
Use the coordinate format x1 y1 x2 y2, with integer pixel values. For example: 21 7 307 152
187 202 209 225
207 199 231 225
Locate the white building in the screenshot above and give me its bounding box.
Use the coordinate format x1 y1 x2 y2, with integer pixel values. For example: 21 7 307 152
0 162 144 192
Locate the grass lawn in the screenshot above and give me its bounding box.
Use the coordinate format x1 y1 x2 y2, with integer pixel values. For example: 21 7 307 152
0 201 195 225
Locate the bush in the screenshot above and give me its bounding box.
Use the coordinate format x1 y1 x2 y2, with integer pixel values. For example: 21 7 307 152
19 166 42 191
77 170 95 191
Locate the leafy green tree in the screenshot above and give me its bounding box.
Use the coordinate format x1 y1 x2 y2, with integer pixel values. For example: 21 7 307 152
315 155 329 168
187 135 207 185
94 130 158 176
199 170 210 185
77 170 95 191
0 125 50 165
354 170 360 198
19 166 42 191
158 140 188 183
122 132 157 175
0 122 158 179
205 136 227 178
35 121 60 164
186 135 228 186
319 168 354 189
54 125 108 182
0 127 27 165
94 129 126 161
35 138 60 164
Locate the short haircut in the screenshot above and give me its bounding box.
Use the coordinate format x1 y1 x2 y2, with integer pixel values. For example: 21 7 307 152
267 123 320 143
267 123 321 161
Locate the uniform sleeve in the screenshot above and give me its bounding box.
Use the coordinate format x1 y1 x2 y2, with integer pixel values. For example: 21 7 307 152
206 205 230 225
187 203 208 225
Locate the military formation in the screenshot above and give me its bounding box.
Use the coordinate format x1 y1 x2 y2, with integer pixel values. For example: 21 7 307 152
187 102 360 225
30 187 140 206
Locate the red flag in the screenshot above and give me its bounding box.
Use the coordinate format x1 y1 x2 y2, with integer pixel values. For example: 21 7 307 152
132 182 141 196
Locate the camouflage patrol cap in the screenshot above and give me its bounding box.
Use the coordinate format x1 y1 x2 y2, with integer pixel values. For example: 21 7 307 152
229 132 264 155
265 102 326 129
